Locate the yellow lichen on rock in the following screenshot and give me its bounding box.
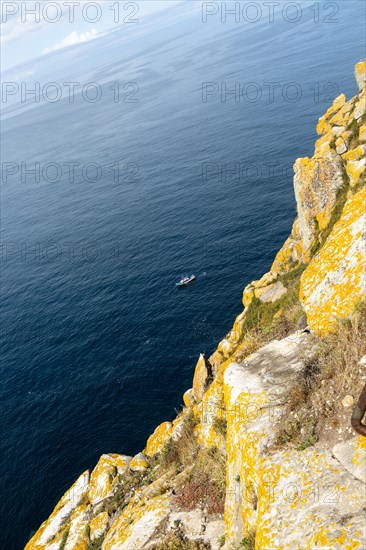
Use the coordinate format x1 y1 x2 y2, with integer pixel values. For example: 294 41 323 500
342 144 365 162
300 186 366 335
242 281 256 308
354 435 366 466
354 90 366 120
192 353 214 401
345 159 365 187
102 493 170 550
316 94 346 135
63 504 89 550
25 471 90 549
129 452 149 471
183 388 196 408
359 123 366 142
294 154 344 250
355 59 366 91
89 511 109 541
89 453 130 504
271 231 307 273
196 375 225 449
335 136 347 154
144 421 173 456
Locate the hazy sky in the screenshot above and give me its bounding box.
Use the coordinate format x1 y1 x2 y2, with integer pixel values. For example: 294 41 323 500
1 1 183 71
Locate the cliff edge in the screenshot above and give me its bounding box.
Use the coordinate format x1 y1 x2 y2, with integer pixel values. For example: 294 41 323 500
25 60 366 550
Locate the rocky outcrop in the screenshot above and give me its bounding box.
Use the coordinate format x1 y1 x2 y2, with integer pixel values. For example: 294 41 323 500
300 186 366 334
89 454 131 504
25 471 90 549
222 336 366 549
25 61 366 550
355 60 366 92
192 353 214 400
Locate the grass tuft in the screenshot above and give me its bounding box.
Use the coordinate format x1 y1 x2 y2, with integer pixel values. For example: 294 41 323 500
240 529 256 549
212 417 227 437
173 446 226 515
274 303 366 448
87 535 105 550
59 529 69 550
158 413 199 475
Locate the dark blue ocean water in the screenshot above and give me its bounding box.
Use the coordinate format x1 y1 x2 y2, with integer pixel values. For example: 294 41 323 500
1 1 365 548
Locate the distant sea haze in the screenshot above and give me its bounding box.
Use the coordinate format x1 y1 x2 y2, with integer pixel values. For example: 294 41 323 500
1 1 364 547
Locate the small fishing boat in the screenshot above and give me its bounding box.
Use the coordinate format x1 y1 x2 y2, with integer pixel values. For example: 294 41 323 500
176 274 196 287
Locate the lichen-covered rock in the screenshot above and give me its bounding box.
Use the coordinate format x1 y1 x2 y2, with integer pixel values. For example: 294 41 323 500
342 144 365 162
196 375 226 450
102 493 170 549
333 435 366 483
316 94 346 135
25 471 90 549
183 388 196 408
335 136 347 154
354 90 366 120
342 145 366 187
145 421 173 456
257 281 287 303
300 187 366 335
355 59 366 91
294 155 344 249
89 511 109 541
167 509 224 549
129 452 149 471
255 448 365 550
223 335 310 547
223 335 366 549
88 453 131 505
63 504 89 550
345 159 365 187
360 123 366 141
271 219 307 273
192 353 214 401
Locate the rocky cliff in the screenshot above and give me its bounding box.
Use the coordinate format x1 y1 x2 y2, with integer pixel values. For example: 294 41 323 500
25 61 366 550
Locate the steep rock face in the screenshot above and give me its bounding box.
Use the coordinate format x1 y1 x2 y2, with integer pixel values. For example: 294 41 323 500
102 493 171 549
192 353 214 400
144 422 174 457
223 335 310 546
89 454 131 505
25 471 90 550
25 61 366 550
293 154 344 250
355 60 366 92
222 336 366 549
300 187 366 334
272 68 365 276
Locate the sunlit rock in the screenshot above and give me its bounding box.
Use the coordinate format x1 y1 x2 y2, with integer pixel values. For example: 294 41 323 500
192 353 214 401
300 187 366 334
25 471 90 549
355 59 366 91
145 421 173 456
129 452 149 471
